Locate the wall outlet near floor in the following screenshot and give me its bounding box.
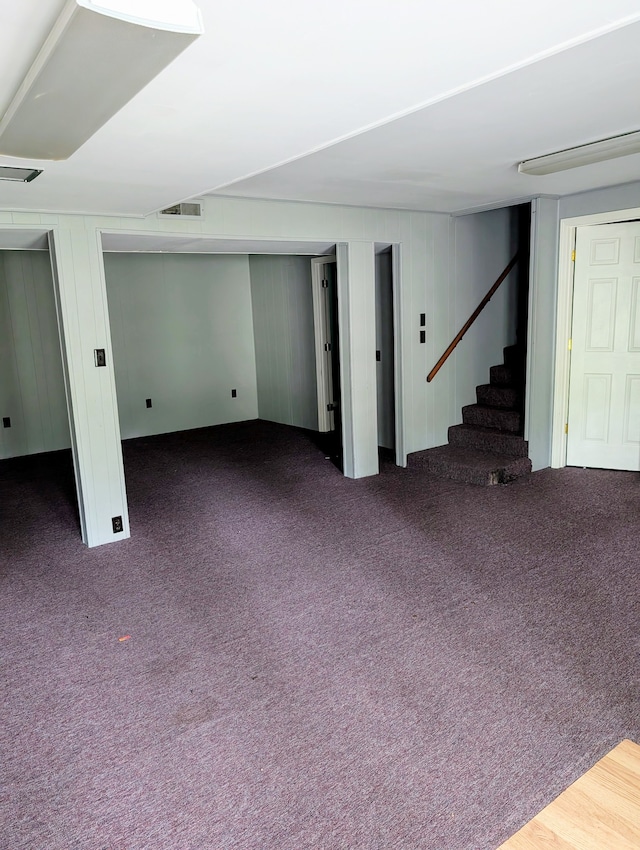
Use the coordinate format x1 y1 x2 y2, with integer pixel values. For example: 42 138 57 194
2 417 10 428
231 389 237 398
112 516 123 534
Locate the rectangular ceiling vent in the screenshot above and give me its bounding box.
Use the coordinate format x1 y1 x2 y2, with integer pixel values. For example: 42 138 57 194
0 166 43 182
159 201 203 218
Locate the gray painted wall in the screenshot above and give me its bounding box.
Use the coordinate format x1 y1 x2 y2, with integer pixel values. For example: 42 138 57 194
249 255 318 431
559 179 640 219
104 253 259 440
0 250 70 459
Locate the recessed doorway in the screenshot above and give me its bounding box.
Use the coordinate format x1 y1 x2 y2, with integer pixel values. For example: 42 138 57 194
0 230 79 537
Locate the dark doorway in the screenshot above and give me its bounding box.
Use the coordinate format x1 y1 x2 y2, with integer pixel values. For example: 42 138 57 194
375 248 395 455
320 260 343 470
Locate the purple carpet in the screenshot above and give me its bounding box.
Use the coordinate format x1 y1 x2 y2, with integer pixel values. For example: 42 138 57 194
1 420 639 849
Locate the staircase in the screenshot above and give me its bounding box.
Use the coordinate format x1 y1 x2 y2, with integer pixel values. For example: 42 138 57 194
410 345 532 485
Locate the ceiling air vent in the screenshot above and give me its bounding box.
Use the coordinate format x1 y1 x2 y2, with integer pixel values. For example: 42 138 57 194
159 201 203 218
0 166 42 182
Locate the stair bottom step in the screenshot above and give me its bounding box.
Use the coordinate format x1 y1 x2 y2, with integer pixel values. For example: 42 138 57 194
410 445 532 486
448 424 529 458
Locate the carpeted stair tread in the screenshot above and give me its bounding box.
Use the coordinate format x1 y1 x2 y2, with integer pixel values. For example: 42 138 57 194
410 445 531 486
462 403 522 433
448 424 529 457
476 383 519 409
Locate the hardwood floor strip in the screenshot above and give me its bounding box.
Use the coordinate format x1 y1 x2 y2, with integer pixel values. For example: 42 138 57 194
497 740 640 850
500 820 578 850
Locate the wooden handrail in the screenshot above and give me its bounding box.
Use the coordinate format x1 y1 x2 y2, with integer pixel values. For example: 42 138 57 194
426 253 518 383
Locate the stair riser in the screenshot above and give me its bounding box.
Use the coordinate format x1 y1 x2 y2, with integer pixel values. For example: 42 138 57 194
503 345 525 371
462 405 521 433
417 454 532 486
489 365 514 386
476 384 519 409
448 426 529 457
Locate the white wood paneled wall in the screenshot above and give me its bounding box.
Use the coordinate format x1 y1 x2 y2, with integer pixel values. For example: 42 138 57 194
0 251 70 459
249 255 318 431
104 253 259 439
420 214 453 452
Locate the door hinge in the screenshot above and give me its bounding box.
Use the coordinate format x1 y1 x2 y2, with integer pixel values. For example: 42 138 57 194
571 249 576 262
564 423 569 434
321 279 329 289
568 338 572 350
324 342 332 351
327 402 338 412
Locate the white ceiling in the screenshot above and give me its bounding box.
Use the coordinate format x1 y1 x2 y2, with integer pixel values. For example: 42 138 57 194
1 0 640 217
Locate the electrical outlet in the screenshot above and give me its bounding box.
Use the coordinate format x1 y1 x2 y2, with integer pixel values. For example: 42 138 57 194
112 516 123 534
2 417 10 428
146 398 152 408
231 389 237 398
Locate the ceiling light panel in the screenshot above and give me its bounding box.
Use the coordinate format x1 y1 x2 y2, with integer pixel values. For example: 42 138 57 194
0 0 203 160
518 130 640 175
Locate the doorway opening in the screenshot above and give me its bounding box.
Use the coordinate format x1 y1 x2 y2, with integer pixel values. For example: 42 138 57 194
0 233 79 537
311 256 342 470
375 247 395 460
102 244 347 524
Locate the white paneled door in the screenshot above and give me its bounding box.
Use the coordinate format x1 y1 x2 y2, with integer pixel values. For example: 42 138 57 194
567 222 640 470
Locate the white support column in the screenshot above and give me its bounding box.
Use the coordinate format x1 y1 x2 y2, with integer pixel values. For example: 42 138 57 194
392 243 407 467
49 225 129 547
525 197 560 472
336 241 379 479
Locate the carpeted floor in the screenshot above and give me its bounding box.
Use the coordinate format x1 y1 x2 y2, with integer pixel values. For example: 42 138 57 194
1 420 639 850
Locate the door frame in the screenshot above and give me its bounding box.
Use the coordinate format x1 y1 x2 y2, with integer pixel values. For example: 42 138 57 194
311 255 337 433
551 205 640 467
